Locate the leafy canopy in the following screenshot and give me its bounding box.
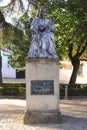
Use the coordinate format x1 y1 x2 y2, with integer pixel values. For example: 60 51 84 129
2 0 87 70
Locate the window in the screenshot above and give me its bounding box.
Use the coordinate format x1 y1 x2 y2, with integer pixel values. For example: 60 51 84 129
16 69 25 78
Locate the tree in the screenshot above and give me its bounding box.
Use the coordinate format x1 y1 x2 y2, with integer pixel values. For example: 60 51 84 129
41 0 87 87
66 0 87 87
0 0 37 81
2 0 65 68
46 0 87 87
0 10 5 85
1 0 87 87
2 12 31 69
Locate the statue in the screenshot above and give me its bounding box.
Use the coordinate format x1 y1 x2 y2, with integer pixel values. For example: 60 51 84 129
28 6 58 59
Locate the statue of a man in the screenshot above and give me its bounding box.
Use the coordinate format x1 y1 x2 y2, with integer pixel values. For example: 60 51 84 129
28 6 58 59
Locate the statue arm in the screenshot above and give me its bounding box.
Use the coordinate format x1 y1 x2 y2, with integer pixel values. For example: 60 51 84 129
30 19 38 34
50 21 55 32
46 20 55 33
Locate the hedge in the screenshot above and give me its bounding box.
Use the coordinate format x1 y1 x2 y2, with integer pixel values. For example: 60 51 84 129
3 82 26 88
0 82 26 97
0 87 3 96
2 87 26 96
60 86 87 98
68 87 87 97
60 84 87 88
0 83 87 98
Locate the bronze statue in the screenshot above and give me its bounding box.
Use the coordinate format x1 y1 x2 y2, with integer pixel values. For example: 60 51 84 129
28 6 58 59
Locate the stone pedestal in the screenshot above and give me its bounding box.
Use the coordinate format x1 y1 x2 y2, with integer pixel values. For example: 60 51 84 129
24 58 62 124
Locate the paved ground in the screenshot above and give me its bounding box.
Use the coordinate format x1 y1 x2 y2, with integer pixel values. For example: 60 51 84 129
0 98 87 130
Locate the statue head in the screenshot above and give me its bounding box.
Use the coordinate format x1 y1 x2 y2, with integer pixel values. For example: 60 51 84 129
39 6 46 18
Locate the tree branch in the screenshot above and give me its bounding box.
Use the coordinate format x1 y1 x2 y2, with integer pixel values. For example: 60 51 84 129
0 0 38 9
0 10 5 23
67 34 74 60
76 41 82 54
68 43 73 60
28 0 38 8
78 42 87 57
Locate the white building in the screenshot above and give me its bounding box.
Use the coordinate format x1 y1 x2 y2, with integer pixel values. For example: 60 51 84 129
59 60 87 84
1 51 16 78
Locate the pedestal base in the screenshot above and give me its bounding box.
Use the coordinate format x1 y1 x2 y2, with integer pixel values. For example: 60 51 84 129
24 110 62 124
24 58 62 124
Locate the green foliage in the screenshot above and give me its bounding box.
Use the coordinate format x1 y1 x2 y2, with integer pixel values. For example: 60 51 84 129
0 32 3 47
60 84 87 98
2 12 31 69
0 83 87 98
60 87 65 98
2 86 26 96
68 87 87 97
66 0 87 58
1 0 87 83
3 82 26 87
0 86 3 95
0 82 26 96
36 0 87 60
2 86 19 96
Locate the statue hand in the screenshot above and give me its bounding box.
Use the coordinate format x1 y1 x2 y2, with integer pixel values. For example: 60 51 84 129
38 25 46 32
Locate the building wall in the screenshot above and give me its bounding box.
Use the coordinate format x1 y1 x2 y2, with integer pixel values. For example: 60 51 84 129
76 61 87 84
59 61 72 84
1 52 16 78
59 61 87 84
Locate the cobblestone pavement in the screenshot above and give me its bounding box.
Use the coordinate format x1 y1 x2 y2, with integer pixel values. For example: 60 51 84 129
0 98 87 130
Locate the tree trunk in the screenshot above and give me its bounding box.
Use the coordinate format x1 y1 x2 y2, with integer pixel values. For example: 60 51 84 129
0 51 2 86
0 11 4 86
69 58 80 87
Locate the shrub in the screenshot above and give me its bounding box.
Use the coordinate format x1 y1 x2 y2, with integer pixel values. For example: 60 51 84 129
60 85 87 98
0 83 87 98
1 82 26 97
68 87 87 96
2 86 26 96
3 82 26 88
2 87 19 96
0 87 3 96
19 87 26 96
60 87 65 98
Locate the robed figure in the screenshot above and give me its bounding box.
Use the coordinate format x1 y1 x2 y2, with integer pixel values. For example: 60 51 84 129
28 6 58 59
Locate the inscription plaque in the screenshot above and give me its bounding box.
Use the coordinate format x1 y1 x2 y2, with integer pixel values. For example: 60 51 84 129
31 80 54 95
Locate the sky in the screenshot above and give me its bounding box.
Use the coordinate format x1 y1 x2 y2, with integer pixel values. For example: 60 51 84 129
0 0 29 24
0 0 27 7
0 0 11 7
